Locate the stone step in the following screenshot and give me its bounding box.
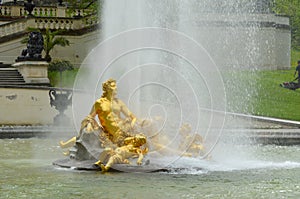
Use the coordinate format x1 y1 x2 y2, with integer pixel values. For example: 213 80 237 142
0 68 17 70
0 79 25 82
0 75 23 77
0 72 22 76
0 83 26 85
0 82 26 85
0 81 25 84
0 68 25 85
0 74 22 79
0 76 24 78
0 72 23 75
0 63 12 68
0 75 22 77
0 69 18 71
0 81 25 85
0 70 19 72
0 76 24 79
0 71 21 73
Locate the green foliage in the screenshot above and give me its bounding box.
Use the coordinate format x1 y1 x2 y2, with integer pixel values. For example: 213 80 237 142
291 49 300 68
44 29 70 62
48 59 74 72
48 59 75 87
253 69 300 121
65 0 100 15
224 65 300 121
272 0 300 50
48 68 78 88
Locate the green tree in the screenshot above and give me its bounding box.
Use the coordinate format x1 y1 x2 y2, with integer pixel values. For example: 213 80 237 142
48 59 75 87
65 0 100 16
66 0 99 9
44 29 70 62
272 0 300 50
48 59 74 72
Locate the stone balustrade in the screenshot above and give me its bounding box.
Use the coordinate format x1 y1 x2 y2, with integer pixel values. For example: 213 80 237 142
0 4 98 38
0 15 98 37
33 16 98 30
34 17 73 30
0 4 92 18
0 5 12 16
0 18 27 37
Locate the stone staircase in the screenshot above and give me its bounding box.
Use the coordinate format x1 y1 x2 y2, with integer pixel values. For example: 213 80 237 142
0 67 26 86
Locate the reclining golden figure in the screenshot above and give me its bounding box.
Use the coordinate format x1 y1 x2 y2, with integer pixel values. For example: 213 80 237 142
60 78 138 150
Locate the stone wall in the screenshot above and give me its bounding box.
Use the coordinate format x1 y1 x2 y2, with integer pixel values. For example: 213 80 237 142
0 87 73 125
189 13 291 70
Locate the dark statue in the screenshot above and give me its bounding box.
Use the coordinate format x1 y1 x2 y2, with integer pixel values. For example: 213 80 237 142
58 0 63 6
24 0 35 16
16 31 45 62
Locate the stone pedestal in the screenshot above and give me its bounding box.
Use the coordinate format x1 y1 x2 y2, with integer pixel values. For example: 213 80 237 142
12 61 50 85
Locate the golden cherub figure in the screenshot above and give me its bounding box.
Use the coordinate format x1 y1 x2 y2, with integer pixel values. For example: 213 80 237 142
179 123 205 157
94 134 148 172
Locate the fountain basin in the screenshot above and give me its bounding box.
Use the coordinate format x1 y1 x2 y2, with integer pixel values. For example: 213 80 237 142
0 125 75 139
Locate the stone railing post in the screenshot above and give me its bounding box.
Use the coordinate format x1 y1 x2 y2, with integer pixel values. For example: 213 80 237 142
26 17 35 27
72 18 83 29
11 6 21 17
56 6 66 17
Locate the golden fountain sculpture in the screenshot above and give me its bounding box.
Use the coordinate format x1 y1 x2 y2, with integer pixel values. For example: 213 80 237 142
58 78 206 172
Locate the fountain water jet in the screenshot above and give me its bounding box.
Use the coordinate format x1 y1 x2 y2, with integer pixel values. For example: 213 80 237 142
55 0 291 171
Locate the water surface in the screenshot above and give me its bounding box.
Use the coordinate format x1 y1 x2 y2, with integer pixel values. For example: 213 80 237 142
1 137 299 199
